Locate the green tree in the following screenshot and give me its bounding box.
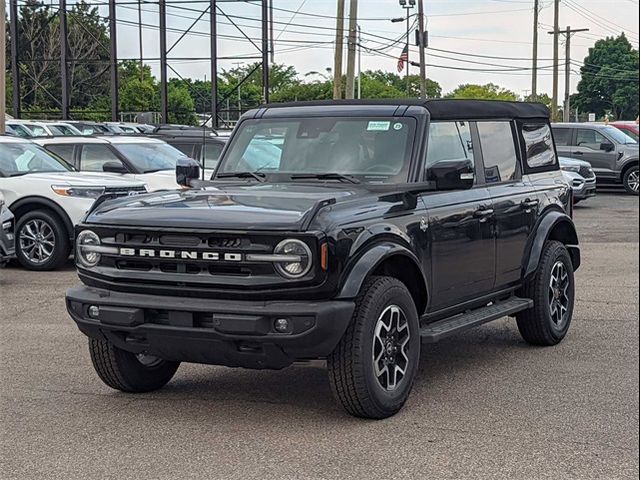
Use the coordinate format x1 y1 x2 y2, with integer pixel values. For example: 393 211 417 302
118 61 157 114
167 83 197 125
445 83 520 101
572 34 639 120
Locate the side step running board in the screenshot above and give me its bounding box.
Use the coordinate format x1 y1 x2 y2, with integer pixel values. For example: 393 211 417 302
420 297 533 343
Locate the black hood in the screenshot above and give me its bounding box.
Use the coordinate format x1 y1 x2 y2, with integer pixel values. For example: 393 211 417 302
85 183 370 231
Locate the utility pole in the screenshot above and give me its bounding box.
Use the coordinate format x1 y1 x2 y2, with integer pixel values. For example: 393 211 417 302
357 24 362 99
549 25 589 122
417 0 427 99
138 0 144 80
551 0 560 121
10 0 20 118
60 0 70 119
531 0 539 101
333 0 346 99
269 0 275 63
108 0 119 122
345 0 358 99
159 0 168 123
0 0 5 133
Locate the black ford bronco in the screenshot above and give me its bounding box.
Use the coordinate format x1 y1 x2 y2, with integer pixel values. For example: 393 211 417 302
66 100 580 419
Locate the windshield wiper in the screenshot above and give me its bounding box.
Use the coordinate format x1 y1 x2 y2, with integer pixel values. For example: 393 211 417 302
290 173 361 184
216 171 267 182
143 168 173 174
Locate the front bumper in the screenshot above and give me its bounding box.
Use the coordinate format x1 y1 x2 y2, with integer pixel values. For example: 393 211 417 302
0 206 16 265
66 286 355 370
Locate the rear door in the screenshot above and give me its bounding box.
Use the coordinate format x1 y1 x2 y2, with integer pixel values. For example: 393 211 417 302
420 121 495 311
477 121 541 290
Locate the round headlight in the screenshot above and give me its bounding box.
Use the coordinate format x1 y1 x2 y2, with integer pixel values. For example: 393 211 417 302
77 230 101 268
274 239 312 279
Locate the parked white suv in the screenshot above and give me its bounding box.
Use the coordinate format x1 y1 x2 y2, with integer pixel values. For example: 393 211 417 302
34 136 212 191
0 137 146 271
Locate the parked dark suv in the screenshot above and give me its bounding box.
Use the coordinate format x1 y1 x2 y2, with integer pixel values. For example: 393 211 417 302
552 122 639 195
66 100 580 419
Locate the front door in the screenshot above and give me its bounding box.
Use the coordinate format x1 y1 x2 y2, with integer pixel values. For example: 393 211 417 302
420 121 495 312
573 128 620 180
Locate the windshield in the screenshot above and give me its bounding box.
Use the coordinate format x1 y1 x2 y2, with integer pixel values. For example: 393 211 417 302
0 141 73 177
7 124 33 137
604 125 636 145
113 142 187 173
619 128 639 143
218 117 417 183
54 124 82 136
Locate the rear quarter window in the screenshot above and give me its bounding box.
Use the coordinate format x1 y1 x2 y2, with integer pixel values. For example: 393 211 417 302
522 123 557 169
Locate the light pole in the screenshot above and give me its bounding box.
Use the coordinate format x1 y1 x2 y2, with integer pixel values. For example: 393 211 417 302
393 0 415 96
357 24 362 99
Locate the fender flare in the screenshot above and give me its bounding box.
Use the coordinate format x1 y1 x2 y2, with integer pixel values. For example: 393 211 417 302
9 196 75 241
523 210 580 280
337 242 429 303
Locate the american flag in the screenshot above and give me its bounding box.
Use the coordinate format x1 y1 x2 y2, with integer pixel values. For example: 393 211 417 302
397 45 409 73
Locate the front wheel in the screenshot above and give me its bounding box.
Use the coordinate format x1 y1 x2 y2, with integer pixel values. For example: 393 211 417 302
16 210 70 271
623 165 639 195
328 277 420 419
516 241 575 346
89 338 180 393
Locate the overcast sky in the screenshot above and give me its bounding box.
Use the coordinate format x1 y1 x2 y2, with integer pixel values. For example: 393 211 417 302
101 0 640 97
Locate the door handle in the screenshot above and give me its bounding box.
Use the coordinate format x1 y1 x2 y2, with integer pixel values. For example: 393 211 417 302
521 199 539 211
474 207 494 222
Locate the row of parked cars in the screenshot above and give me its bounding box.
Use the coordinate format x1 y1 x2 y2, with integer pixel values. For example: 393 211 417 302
0 117 637 272
0 123 230 270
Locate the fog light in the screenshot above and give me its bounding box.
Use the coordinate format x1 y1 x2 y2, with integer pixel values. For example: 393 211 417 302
274 318 290 333
88 305 100 318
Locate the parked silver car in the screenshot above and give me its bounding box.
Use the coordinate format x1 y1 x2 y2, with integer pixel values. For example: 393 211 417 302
552 123 639 195
559 156 597 204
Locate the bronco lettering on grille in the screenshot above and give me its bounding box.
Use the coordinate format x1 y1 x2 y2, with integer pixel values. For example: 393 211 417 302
119 248 243 262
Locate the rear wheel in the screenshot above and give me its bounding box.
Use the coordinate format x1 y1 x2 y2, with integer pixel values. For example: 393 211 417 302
327 277 420 419
15 210 70 271
623 165 639 195
89 338 180 393
516 241 575 346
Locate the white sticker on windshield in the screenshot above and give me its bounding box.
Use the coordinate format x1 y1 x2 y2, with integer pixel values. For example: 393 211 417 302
367 121 391 131
393 122 403 131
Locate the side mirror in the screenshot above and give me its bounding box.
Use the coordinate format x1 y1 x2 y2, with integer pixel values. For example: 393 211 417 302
600 142 615 152
176 156 201 187
428 159 475 191
102 161 128 174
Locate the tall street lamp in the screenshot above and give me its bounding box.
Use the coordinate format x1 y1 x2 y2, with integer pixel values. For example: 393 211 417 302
393 0 415 96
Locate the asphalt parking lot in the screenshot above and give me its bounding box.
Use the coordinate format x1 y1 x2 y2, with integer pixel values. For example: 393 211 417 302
1 192 638 480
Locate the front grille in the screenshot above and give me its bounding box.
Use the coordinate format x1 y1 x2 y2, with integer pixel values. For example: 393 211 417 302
579 166 595 179
81 226 322 294
104 186 147 194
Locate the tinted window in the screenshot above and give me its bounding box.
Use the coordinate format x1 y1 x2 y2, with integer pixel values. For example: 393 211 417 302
477 122 519 184
172 143 194 157
522 123 557 168
80 144 123 172
426 121 474 170
46 144 75 163
552 128 572 146
576 129 608 150
113 142 185 173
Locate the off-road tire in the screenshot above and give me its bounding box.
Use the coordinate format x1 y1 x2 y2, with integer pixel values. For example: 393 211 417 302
15 210 70 271
327 276 420 419
622 165 639 195
516 241 575 346
89 338 180 393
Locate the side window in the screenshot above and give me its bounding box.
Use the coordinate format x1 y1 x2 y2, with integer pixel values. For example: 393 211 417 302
576 129 607 150
172 143 194 157
45 145 75 164
477 121 519 184
425 121 474 170
552 128 572 146
80 145 124 172
522 123 557 168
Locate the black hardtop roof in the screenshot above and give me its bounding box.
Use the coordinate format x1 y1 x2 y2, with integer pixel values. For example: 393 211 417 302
260 99 550 121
